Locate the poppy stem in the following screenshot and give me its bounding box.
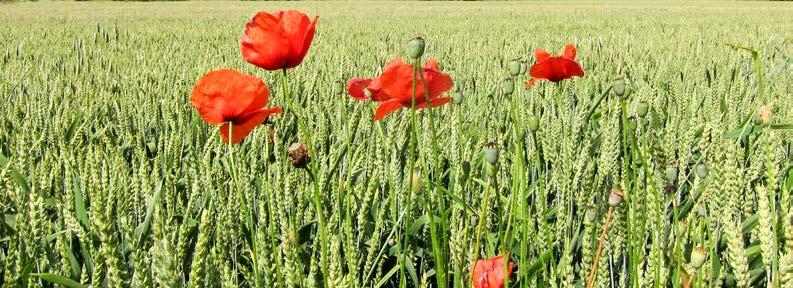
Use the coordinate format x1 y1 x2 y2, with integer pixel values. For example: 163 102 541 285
470 175 494 285
227 125 262 287
586 206 614 288
398 57 421 288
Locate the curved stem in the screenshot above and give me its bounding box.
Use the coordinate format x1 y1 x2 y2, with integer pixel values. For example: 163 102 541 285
587 207 614 288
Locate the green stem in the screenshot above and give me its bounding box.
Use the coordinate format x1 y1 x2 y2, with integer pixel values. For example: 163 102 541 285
228 125 261 287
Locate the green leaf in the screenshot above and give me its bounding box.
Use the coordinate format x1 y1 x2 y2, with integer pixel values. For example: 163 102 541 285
0 153 31 194
30 273 86 288
72 174 89 230
297 221 316 245
374 265 399 288
135 179 163 246
64 113 84 144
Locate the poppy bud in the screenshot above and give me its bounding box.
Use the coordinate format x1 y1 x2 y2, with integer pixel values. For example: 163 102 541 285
519 61 528 75
333 80 344 95
675 220 688 237
690 246 707 269
146 141 157 155
665 166 678 183
636 101 649 117
608 188 624 207
410 172 422 193
507 60 522 77
453 90 464 105
758 105 772 125
407 37 425 60
612 79 630 98
502 78 515 95
527 116 540 132
696 164 708 178
626 116 637 132
484 141 499 165
287 142 311 169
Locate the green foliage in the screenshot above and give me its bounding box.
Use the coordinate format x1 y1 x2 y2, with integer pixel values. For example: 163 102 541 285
0 1 791 288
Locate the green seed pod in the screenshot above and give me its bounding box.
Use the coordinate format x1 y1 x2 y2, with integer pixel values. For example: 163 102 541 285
484 141 499 165
146 141 157 155
696 164 708 178
612 79 630 98
675 220 688 237
519 61 528 75
527 116 540 132
690 246 708 269
585 208 598 223
333 80 344 95
507 60 521 77
636 101 649 117
626 116 637 132
665 166 678 182
407 37 425 60
502 78 515 95
453 90 464 105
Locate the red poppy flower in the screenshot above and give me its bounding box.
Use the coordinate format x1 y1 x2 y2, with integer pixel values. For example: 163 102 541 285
191 69 282 144
346 77 389 102
371 59 453 120
241 10 318 71
472 255 515 288
525 43 584 89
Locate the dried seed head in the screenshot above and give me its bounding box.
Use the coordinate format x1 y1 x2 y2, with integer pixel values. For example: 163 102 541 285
407 37 425 60
758 105 772 125
484 141 499 165
690 246 708 269
608 188 624 207
410 172 422 193
287 142 311 168
507 60 522 76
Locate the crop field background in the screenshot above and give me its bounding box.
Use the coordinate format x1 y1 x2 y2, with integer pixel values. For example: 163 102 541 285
1 1 792 288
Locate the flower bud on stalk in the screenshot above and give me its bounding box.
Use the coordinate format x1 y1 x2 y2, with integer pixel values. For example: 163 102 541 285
507 60 522 77
612 79 630 98
453 90 464 105
333 80 344 95
696 164 708 178
527 116 540 132
502 77 515 95
519 61 528 75
665 166 678 183
288 142 311 169
407 37 425 60
484 141 499 165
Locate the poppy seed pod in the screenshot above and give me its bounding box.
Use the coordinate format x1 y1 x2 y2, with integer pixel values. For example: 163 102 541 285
502 78 515 95
287 142 311 168
690 246 708 269
519 61 528 75
612 79 631 98
527 116 540 132
665 166 678 182
507 60 522 76
333 80 344 95
608 188 624 207
696 164 708 178
484 141 499 165
407 37 425 60
585 208 597 223
453 90 464 105
626 116 637 132
636 101 649 117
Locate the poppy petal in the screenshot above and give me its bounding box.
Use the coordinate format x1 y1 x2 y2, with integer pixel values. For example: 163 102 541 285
415 97 451 109
219 107 282 144
191 69 264 125
534 48 550 63
525 78 539 89
347 78 372 101
373 99 404 121
529 60 556 81
424 59 441 71
563 43 577 59
378 61 419 104
421 69 454 100
279 10 317 68
241 12 291 71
